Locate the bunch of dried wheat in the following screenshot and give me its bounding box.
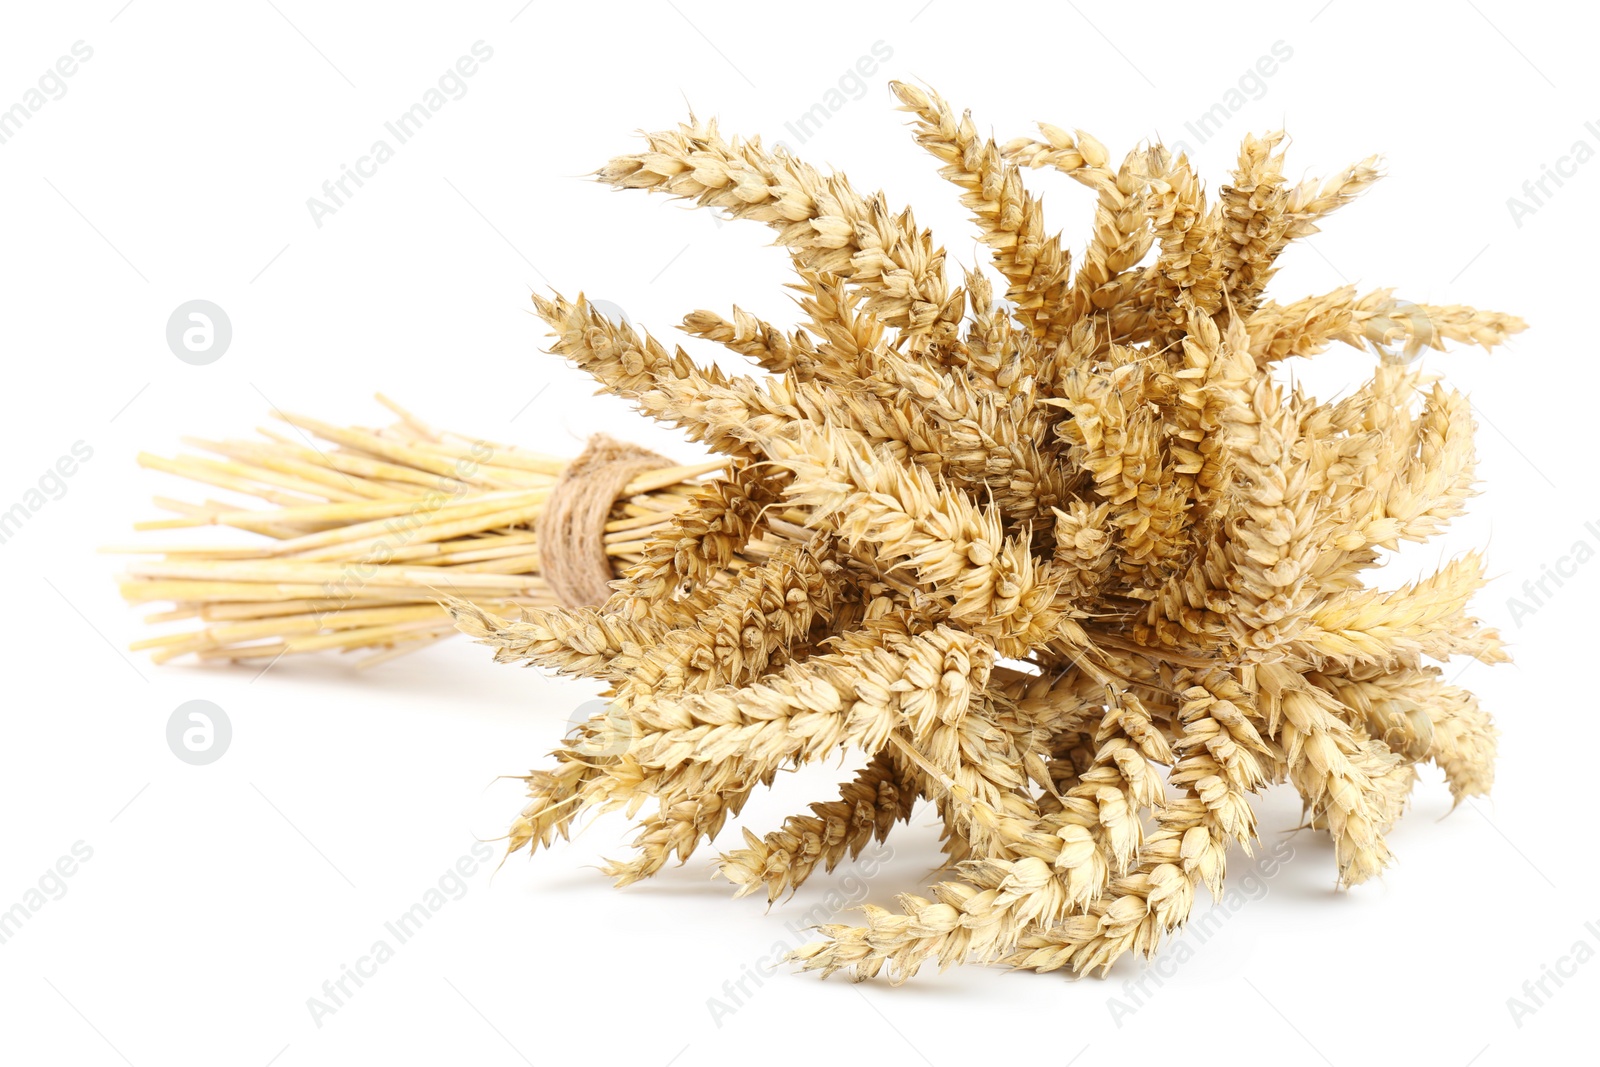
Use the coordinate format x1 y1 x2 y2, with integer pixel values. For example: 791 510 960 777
123 82 1522 983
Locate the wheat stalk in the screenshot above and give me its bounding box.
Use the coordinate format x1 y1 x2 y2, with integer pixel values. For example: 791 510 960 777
114 396 736 666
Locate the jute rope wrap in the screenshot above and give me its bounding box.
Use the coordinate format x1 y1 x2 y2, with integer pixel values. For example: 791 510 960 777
536 434 674 608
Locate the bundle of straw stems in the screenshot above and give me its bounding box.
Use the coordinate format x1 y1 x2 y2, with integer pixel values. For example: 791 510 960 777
112 396 732 668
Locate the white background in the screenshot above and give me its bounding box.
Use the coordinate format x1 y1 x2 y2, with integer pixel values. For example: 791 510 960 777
1 1 1595 1064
